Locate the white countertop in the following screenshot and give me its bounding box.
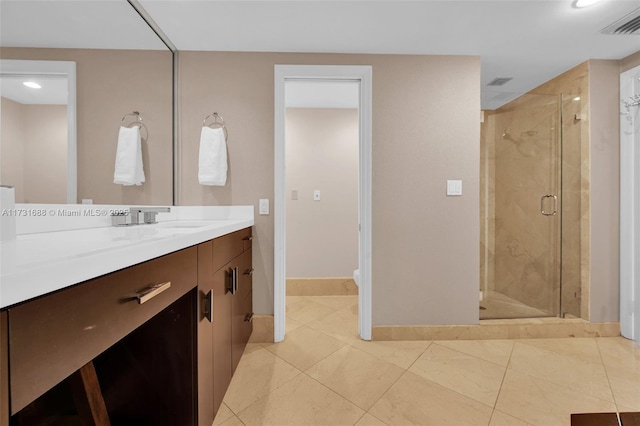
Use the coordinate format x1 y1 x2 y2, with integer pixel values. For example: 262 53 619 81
0 205 254 309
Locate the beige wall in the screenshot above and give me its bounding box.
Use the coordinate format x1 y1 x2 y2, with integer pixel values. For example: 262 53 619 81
620 50 640 73
285 108 359 278
23 104 68 203
1 97 25 202
588 60 621 323
1 98 67 203
178 52 481 326
1 48 173 205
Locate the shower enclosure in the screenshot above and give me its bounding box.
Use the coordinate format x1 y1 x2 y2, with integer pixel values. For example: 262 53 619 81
480 93 584 319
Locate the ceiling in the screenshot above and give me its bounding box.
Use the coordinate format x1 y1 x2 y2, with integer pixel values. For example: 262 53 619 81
0 76 68 105
1 1 639 110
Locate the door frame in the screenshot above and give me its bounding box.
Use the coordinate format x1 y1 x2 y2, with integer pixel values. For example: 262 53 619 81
274 64 373 342
620 65 640 344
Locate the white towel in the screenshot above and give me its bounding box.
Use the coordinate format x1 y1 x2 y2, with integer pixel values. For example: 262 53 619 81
198 127 227 186
113 126 145 186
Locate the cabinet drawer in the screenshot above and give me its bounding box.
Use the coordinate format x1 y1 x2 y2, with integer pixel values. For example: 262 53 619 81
8 246 197 414
212 228 252 271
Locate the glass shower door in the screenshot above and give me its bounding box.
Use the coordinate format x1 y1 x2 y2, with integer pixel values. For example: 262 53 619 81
481 93 562 319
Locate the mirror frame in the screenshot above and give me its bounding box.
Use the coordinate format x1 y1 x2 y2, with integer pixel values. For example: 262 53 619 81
1 59 77 203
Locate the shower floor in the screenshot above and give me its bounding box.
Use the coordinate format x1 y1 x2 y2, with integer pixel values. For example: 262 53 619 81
480 290 551 320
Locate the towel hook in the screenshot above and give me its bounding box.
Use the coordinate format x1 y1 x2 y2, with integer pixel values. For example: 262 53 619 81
203 112 228 140
120 111 148 140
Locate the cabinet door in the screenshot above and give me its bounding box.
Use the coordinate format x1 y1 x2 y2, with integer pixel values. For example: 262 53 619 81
231 249 253 372
1 311 8 426
197 242 214 426
212 260 233 416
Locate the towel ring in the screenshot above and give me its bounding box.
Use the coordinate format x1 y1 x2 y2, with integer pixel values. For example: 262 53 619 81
203 112 228 140
121 111 149 140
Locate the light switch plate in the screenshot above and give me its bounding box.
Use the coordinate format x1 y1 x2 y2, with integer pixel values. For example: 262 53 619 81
447 180 462 196
313 190 321 201
259 198 270 215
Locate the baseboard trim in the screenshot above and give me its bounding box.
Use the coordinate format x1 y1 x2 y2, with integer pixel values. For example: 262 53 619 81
372 319 620 341
286 278 358 296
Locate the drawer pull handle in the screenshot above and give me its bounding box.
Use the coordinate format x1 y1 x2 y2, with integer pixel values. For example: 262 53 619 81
136 281 171 304
245 313 254 322
243 236 253 241
244 268 254 276
228 267 238 295
202 290 213 322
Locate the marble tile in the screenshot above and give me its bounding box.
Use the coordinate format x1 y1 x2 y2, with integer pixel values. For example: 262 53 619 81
222 346 301 414
597 337 640 375
348 339 431 369
213 403 235 426
306 345 405 410
495 369 617 426
285 317 303 333
311 295 359 310
306 304 360 343
604 365 640 410
437 339 514 367
286 296 337 324
219 415 245 426
237 374 364 426
409 343 506 406
516 337 602 365
489 410 532 426
508 342 614 402
263 326 346 371
355 413 389 426
369 371 493 425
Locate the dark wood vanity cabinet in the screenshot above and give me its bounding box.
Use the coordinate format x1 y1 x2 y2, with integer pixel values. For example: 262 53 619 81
198 228 253 425
1 311 8 426
0 226 253 426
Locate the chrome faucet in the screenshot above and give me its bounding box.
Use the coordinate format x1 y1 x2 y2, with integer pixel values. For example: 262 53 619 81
129 207 171 224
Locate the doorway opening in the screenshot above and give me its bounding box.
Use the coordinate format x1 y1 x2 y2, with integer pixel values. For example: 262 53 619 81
274 65 372 342
284 81 360 339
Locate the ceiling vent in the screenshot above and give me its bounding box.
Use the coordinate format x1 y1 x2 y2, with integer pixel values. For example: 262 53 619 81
601 7 640 35
487 77 513 87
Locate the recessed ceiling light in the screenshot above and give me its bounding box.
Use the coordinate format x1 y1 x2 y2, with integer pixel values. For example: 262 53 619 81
574 0 601 8
573 96 581 101
23 81 41 89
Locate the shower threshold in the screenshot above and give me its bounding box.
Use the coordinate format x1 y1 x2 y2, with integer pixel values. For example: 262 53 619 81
480 290 550 320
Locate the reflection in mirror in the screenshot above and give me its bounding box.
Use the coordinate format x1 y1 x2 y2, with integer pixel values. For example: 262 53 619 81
0 59 76 203
0 1 173 206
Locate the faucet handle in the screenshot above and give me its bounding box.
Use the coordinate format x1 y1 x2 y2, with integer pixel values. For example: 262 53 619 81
128 207 171 224
143 212 159 224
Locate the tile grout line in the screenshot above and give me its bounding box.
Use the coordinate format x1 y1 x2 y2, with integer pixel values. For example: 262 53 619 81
595 338 623 417
223 345 305 420
355 340 435 424
504 341 621 406
487 341 531 426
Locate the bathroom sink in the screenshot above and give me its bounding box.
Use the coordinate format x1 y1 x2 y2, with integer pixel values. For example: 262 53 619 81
155 221 211 229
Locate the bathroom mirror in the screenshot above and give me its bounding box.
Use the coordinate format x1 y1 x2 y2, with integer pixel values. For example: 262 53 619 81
0 0 173 206
0 60 76 204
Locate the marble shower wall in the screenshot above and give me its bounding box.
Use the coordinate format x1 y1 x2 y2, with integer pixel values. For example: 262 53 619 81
480 62 589 319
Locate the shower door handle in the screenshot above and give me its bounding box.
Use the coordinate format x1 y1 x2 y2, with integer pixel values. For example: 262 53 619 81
540 195 558 216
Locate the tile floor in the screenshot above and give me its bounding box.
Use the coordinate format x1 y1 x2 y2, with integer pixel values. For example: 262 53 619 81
214 295 640 426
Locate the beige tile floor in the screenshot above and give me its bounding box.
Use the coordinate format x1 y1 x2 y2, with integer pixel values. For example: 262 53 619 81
214 295 640 426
